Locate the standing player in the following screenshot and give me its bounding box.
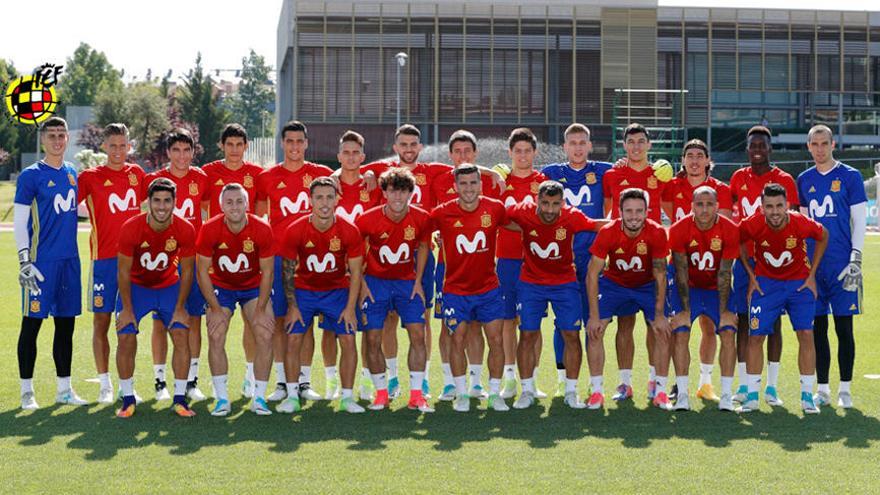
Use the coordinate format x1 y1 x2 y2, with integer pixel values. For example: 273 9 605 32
429 164 509 411
278 177 365 414
115 178 197 418
15 116 87 409
196 183 275 416
667 186 740 411
202 123 265 397
797 125 867 408
738 184 828 414
601 123 672 400
729 126 799 405
496 128 548 399
356 168 433 413
506 181 603 409
540 123 612 396
586 188 671 409
78 123 146 403
146 128 210 401
660 139 733 401
256 120 333 402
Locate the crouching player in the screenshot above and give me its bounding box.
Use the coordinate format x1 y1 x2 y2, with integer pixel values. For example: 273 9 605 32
668 186 739 411
115 178 197 417
279 177 365 414
196 183 275 416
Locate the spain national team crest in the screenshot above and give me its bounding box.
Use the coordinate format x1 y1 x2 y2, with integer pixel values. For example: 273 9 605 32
555 228 567 241
481 213 492 228
4 64 62 125
243 239 254 253
68 173 76 186
244 175 254 189
128 173 139 186
329 236 341 252
30 300 40 313
750 317 759 330
415 174 427 186
404 225 416 241
636 240 648 255
93 296 104 308
360 189 370 202
530 182 539 194
710 237 722 251
785 236 797 249
647 177 658 189
189 183 199 196
302 174 313 188
165 238 178 252
585 172 596 185
830 179 841 193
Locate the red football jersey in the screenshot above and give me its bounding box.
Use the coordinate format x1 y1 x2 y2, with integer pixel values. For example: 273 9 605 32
668 214 739 290
729 166 799 221
740 211 823 280
590 218 669 288
602 165 667 222
202 160 263 218
430 197 506 295
662 176 733 222
336 177 382 224
78 163 146 260
281 215 364 291
196 214 274 290
506 202 595 285
118 213 196 289
255 162 333 241
145 167 211 230
361 161 452 210
496 170 547 259
431 170 501 205
356 205 431 280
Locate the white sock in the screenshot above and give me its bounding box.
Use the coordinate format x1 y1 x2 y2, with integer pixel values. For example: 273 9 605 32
98 373 112 389
57 376 71 393
154 364 166 382
173 379 187 397
590 376 603 394
817 383 831 394
245 362 255 383
649 365 657 382
372 373 387 390
767 361 780 388
325 365 337 382
20 378 34 395
254 380 268 399
839 381 851 393
361 367 371 382
721 376 733 395
521 377 535 393
119 378 134 397
274 361 285 384
699 363 713 386
187 358 199 381
533 366 540 383
286 382 300 397
341 388 353 399
300 365 312 385
453 375 467 395
557 368 566 383
737 362 747 388
410 371 425 392
441 362 454 386
800 375 814 395
676 375 689 395
489 378 501 395
212 375 228 401
468 364 483 388
503 365 516 381
655 375 667 394
386 358 398 379
565 378 577 394
747 374 761 395
424 360 431 380
619 369 632 387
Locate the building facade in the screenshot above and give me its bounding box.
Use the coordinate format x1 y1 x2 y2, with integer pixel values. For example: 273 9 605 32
277 0 880 162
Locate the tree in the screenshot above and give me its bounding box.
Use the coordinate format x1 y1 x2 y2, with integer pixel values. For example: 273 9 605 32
0 59 20 167
90 82 170 163
178 53 230 162
228 49 275 138
58 43 123 108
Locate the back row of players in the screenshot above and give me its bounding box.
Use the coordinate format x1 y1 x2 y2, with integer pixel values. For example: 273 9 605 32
15 117 865 417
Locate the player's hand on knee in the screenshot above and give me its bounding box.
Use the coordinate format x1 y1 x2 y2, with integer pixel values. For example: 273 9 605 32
797 275 818 298
115 309 136 332
652 317 672 338
670 310 690 331
586 318 603 341
170 307 191 330
339 306 357 333
410 283 426 305
284 307 304 333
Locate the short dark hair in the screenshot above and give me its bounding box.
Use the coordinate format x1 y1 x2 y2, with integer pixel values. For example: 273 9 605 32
165 127 194 149
448 129 477 152
537 180 564 198
747 125 772 143
339 130 364 148
508 127 537 150
103 123 129 139
379 167 416 192
148 177 176 199
761 183 786 200
220 182 249 203
623 123 650 141
564 123 590 140
453 164 480 182
40 116 68 132
619 187 648 209
682 139 708 157
309 176 338 196
281 120 308 140
220 123 248 144
394 124 420 141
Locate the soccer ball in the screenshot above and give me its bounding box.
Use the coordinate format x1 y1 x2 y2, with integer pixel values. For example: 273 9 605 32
491 163 511 180
652 159 674 183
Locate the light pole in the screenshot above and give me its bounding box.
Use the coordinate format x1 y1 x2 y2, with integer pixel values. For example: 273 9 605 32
395 52 408 130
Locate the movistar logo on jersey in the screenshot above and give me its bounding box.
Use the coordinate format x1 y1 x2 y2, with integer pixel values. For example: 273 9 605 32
411 185 423 205
379 244 410 264
529 241 559 259
455 231 486 254
763 250 792 268
809 195 834 218
563 185 591 207
108 189 138 214
140 252 169 271
615 256 643 271
280 191 310 216
741 197 761 217
504 195 535 208
690 251 715 271
218 253 250 273
675 207 687 221
93 283 105 291
335 204 364 223
305 253 336 273
174 198 194 219
53 189 76 214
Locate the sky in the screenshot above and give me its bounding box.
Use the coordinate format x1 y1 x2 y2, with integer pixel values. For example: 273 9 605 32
1 0 875 84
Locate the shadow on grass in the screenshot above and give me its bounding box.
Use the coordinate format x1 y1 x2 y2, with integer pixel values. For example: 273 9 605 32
1 393 878 460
